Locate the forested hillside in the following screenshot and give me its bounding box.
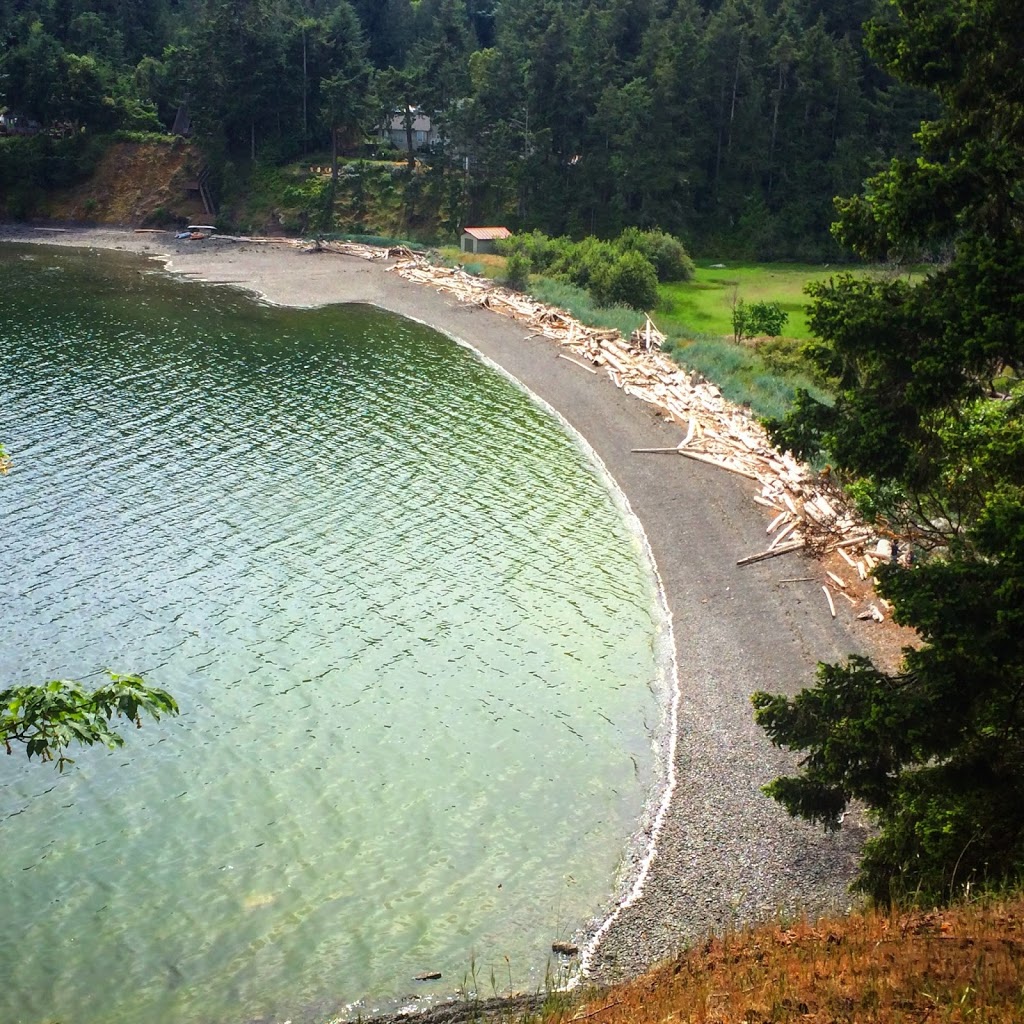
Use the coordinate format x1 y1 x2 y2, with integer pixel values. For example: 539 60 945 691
0 0 931 255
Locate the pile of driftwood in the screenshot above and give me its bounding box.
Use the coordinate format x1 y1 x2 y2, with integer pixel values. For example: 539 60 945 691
299 239 419 261
312 243 900 623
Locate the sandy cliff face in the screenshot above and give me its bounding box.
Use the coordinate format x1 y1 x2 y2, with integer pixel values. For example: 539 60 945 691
43 140 206 226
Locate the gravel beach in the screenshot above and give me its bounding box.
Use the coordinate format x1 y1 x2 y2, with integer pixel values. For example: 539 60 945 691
1 225 875 983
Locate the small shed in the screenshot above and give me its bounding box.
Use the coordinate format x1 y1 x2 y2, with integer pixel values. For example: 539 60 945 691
461 226 512 255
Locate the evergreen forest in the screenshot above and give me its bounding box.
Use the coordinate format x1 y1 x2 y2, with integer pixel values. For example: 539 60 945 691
2 0 932 256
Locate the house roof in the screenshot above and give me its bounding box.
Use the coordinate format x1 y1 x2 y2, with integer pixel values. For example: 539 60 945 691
463 226 512 240
389 108 432 133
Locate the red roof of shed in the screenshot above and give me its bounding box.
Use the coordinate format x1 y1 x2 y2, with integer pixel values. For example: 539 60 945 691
463 226 512 240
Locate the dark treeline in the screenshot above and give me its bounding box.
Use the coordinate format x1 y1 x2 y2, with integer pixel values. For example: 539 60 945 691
0 0 932 255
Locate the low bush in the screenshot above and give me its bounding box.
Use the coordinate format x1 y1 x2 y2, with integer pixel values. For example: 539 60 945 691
549 235 618 290
735 298 790 340
109 128 172 145
500 226 693 310
495 229 567 274
747 300 789 336
732 298 750 342
141 204 180 228
757 337 818 380
503 250 531 291
595 250 660 311
616 227 695 282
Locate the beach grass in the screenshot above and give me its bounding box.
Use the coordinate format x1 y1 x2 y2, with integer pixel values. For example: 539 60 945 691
528 278 646 338
661 332 831 423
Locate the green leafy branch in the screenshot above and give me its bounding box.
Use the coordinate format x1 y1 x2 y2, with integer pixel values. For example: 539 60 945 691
1 673 179 772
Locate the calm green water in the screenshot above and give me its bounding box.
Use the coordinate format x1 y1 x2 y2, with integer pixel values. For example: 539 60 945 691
0 243 667 1024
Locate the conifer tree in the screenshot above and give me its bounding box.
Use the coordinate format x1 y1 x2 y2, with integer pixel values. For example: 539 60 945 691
755 0 1024 903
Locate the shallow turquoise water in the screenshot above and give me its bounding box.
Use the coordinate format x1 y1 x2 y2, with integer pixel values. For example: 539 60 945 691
0 244 666 1024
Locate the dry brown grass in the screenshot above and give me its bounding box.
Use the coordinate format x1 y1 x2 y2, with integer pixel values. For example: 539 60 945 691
550 898 1024 1024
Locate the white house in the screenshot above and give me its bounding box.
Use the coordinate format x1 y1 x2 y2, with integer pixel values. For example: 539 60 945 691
382 108 437 152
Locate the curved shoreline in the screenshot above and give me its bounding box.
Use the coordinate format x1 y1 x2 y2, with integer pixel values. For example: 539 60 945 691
1 226 873 982
378 303 684 984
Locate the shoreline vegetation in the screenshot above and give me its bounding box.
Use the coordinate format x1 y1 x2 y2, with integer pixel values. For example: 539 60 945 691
4 224 896 1014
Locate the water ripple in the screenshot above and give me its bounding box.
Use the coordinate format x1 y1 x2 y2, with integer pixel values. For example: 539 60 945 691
0 244 663 1024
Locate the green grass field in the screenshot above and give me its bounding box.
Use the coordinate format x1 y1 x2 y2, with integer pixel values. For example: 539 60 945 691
649 261 864 420
656 260 849 341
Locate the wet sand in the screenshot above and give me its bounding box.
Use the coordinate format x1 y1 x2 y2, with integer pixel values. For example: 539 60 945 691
1 225 872 982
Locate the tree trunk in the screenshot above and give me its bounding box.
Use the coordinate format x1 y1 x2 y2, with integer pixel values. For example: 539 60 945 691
768 62 783 197
714 78 726 192
726 37 742 154
831 80 842 144
404 105 415 171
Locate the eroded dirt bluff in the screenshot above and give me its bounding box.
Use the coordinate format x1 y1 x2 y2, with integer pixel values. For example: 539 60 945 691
43 140 206 226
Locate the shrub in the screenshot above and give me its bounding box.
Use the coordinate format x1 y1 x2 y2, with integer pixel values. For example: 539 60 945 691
109 128 172 144
747 300 789 336
503 250 531 291
496 229 567 274
650 233 696 282
598 250 659 311
732 298 750 342
614 227 695 282
758 336 814 378
142 204 178 228
549 235 617 290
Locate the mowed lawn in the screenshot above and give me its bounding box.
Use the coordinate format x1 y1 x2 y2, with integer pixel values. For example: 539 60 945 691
657 261 853 341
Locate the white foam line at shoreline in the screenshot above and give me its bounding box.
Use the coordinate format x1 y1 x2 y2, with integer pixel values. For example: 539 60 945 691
394 311 684 987
154 238 688 987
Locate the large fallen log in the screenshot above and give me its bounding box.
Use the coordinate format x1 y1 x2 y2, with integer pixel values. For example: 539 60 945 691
736 540 806 566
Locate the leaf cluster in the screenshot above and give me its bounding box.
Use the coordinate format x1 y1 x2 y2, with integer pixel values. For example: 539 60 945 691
732 298 789 341
1 673 179 772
